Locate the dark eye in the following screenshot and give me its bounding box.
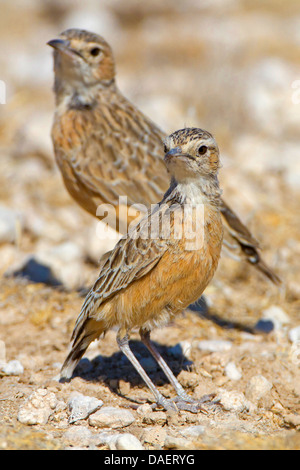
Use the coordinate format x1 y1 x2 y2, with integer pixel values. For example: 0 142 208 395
163 144 168 153
198 145 208 155
90 47 101 56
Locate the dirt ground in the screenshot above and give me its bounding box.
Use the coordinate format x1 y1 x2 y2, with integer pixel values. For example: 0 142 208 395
0 0 299 450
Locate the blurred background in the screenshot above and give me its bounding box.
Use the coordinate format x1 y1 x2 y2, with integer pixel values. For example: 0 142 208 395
0 0 299 309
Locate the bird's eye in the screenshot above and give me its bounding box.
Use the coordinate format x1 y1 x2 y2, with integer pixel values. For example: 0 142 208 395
198 145 208 155
90 47 101 56
163 144 169 153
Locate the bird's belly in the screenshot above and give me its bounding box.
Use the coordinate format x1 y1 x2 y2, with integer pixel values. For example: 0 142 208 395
112 246 219 331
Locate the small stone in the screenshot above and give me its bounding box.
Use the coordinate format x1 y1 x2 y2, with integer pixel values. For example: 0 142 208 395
2 359 24 376
288 325 300 343
68 392 103 424
118 379 131 396
224 361 242 381
18 388 57 425
136 403 153 416
88 406 135 429
179 425 205 438
164 435 187 449
197 340 232 352
216 390 250 412
282 413 300 429
142 411 167 426
141 426 167 447
245 375 273 402
63 425 93 447
261 306 290 330
115 433 144 450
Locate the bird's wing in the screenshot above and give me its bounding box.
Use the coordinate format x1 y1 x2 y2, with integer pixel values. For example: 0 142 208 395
71 206 170 341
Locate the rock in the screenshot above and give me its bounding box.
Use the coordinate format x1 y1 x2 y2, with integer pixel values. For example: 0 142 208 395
197 340 232 352
288 325 300 343
63 425 93 447
179 425 205 438
216 390 250 413
261 306 290 330
67 392 103 424
18 388 57 425
245 375 273 402
142 411 167 426
136 403 153 416
2 359 24 376
115 433 144 450
224 361 242 381
141 426 167 448
164 435 187 449
96 432 121 450
88 406 135 429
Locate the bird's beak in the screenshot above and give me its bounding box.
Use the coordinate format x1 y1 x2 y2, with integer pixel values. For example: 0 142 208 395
164 147 183 163
47 38 71 51
47 38 83 59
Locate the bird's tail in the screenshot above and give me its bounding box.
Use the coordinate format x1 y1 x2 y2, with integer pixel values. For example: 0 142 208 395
60 318 106 382
220 199 281 285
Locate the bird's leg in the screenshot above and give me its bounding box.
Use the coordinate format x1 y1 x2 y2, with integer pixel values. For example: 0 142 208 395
140 329 191 401
116 330 177 412
140 329 215 413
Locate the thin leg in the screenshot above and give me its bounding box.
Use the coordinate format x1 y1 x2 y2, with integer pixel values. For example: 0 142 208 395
140 329 215 413
140 329 191 401
116 331 177 411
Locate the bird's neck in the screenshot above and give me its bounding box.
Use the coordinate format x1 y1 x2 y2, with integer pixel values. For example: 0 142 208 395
164 175 222 208
54 77 116 109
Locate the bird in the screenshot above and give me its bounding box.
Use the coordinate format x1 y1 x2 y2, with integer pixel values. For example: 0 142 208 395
48 28 280 285
60 127 224 413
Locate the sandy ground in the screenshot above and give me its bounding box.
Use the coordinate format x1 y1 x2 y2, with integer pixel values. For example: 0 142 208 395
0 0 299 450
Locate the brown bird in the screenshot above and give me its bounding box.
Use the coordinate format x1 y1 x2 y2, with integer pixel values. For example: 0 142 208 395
48 28 280 285
60 127 224 412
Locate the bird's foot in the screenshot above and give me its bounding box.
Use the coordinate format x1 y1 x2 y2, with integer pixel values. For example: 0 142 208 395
156 393 218 414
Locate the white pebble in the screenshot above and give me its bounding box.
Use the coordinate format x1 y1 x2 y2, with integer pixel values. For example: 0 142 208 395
288 325 300 343
224 361 242 381
216 390 250 413
18 388 57 425
63 425 93 447
68 392 103 424
245 375 273 402
197 340 232 352
88 406 135 429
2 359 24 376
262 306 290 330
179 425 205 438
115 433 144 450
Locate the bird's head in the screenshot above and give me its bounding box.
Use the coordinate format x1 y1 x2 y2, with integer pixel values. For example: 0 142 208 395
163 128 220 184
47 29 115 89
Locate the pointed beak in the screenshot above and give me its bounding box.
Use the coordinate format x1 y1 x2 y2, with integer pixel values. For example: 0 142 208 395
164 147 183 163
47 38 71 51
